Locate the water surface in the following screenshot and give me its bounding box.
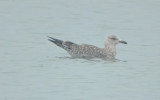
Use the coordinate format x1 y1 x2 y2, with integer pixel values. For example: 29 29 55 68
0 0 160 100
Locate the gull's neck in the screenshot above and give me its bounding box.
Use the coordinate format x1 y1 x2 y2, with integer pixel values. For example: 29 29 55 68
104 41 116 57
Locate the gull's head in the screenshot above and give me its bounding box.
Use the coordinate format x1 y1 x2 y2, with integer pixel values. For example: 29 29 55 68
105 35 127 46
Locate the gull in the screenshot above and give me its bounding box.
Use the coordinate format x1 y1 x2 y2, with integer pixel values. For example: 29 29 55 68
48 35 127 59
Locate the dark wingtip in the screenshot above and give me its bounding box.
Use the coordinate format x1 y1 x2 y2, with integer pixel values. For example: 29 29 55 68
47 36 53 42
48 39 55 43
47 36 55 40
47 36 64 47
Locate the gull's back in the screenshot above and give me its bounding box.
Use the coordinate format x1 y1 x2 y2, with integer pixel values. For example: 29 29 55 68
67 44 107 58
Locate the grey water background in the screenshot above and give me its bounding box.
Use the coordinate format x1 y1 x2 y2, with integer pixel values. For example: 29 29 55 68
0 0 160 100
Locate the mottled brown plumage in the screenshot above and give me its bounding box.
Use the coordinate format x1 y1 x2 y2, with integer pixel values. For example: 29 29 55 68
48 35 127 59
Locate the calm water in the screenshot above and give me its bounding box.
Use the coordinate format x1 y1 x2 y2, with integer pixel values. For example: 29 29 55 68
0 0 160 100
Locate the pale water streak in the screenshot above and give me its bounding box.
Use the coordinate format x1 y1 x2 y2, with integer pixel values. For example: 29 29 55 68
0 0 160 100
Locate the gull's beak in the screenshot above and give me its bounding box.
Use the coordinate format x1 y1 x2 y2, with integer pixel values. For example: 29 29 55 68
119 40 127 44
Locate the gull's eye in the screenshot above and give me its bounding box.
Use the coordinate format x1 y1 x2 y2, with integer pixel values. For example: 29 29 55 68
111 37 117 40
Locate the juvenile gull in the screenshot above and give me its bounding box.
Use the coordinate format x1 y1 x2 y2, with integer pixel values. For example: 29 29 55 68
48 35 127 59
